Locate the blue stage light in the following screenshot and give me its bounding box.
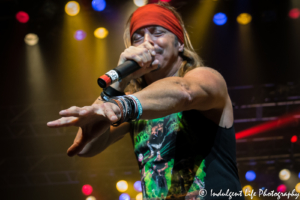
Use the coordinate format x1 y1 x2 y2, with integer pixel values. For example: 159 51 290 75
134 181 142 192
92 0 106 11
298 172 300 179
213 12 227 25
119 193 130 200
245 170 256 181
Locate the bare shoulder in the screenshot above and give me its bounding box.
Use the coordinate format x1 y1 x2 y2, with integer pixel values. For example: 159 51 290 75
190 67 233 128
185 66 227 83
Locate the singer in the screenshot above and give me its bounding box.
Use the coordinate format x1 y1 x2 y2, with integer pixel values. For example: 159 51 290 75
47 2 244 200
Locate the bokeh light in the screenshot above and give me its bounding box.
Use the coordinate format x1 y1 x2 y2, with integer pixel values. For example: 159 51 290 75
213 12 227 25
237 13 252 25
289 8 300 19
279 169 291 181
119 193 130 200
94 27 109 39
136 193 142 200
86 196 96 200
24 33 39 46
16 11 29 23
92 0 106 11
117 180 128 192
82 184 93 196
296 183 300 193
291 135 298 143
133 0 148 7
277 184 287 193
74 30 86 40
242 185 253 195
245 170 256 181
65 1 80 16
299 172 300 179
134 181 142 192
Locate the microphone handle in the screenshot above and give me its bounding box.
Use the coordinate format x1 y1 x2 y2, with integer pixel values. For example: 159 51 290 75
97 60 140 88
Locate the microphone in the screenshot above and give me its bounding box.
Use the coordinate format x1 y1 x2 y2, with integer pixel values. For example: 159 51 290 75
97 60 140 88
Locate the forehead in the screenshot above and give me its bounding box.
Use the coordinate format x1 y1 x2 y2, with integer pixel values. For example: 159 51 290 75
133 25 168 34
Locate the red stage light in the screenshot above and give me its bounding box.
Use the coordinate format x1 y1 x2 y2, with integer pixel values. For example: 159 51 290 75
236 110 300 140
16 11 29 23
289 8 300 19
277 184 287 193
291 135 298 143
82 184 93 196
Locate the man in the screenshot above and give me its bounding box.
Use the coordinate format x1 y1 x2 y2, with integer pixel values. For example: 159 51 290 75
47 2 244 200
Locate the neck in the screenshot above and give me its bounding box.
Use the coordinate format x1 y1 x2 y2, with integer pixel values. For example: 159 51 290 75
144 56 183 85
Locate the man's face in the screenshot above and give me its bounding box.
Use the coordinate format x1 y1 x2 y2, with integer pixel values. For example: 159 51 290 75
131 25 182 78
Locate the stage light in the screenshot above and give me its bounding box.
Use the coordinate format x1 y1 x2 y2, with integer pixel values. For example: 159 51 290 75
299 172 300 179
136 193 142 200
296 183 300 193
82 184 93 196
24 33 39 46
237 13 252 25
277 184 287 192
289 8 300 19
134 181 142 192
74 30 86 40
117 180 128 192
94 27 108 39
119 193 130 200
92 0 106 11
291 135 298 143
16 11 29 23
213 13 227 25
160 0 171 2
242 185 253 195
279 169 291 181
245 170 256 181
65 1 80 16
86 196 96 200
133 0 148 7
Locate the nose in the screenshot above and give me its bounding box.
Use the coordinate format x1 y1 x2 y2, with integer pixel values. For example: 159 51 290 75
144 33 154 45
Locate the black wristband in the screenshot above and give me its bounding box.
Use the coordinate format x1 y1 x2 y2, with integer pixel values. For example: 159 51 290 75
103 86 125 97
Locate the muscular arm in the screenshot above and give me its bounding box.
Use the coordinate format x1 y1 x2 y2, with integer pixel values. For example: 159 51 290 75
134 67 228 119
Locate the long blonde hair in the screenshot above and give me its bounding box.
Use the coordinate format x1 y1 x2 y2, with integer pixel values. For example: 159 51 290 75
123 2 204 94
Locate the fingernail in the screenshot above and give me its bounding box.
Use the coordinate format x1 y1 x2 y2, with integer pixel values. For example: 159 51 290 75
47 121 55 126
152 51 156 55
111 116 117 121
59 110 66 114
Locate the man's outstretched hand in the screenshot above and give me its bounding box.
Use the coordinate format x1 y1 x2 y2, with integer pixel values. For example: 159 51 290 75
47 102 121 157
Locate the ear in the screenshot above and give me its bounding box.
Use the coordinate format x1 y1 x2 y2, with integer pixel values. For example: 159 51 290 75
178 42 184 52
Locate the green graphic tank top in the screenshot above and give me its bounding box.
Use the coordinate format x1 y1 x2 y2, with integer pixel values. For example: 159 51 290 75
130 110 244 200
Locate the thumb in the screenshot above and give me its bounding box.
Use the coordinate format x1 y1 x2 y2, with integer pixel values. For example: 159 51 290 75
67 131 88 157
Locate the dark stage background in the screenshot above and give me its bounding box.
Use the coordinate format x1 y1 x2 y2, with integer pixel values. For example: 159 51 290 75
1 0 300 199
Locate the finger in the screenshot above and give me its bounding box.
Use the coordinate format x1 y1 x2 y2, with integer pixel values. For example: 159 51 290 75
151 59 159 66
103 102 122 122
67 132 88 157
47 117 79 127
78 106 94 116
59 106 81 117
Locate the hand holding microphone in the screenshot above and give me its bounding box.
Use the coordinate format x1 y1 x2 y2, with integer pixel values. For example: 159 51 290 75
98 41 160 88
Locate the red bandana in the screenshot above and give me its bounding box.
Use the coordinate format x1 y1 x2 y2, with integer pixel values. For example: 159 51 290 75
130 4 184 44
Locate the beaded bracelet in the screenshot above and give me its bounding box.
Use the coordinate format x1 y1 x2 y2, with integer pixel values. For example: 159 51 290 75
106 95 142 126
